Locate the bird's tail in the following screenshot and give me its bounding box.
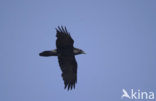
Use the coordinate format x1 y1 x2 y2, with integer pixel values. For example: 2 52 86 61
39 51 57 56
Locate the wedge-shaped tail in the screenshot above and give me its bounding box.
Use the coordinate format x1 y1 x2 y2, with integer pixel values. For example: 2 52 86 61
39 50 57 56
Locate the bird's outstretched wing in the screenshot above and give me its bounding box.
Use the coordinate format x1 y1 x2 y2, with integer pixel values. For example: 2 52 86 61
56 26 74 49
56 26 77 90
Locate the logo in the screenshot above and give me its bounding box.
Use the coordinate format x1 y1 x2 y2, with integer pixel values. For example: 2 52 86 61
121 89 155 100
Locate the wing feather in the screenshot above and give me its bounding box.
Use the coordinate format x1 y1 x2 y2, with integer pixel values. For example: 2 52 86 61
56 26 77 90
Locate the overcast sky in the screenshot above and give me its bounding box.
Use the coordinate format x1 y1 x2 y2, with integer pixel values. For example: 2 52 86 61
0 0 156 101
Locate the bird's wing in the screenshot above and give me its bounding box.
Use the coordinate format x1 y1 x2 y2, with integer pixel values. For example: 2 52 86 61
56 26 77 90
58 55 77 90
56 26 74 50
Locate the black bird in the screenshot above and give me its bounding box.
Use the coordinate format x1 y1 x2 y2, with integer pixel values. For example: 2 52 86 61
39 26 85 90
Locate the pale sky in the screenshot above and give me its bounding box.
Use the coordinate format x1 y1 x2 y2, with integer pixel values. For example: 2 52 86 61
0 0 156 101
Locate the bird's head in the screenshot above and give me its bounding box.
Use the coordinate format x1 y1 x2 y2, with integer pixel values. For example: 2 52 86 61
73 48 85 55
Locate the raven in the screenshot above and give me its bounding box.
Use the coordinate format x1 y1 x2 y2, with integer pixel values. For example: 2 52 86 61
39 26 85 90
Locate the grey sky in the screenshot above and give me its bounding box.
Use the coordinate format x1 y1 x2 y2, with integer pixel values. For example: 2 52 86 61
0 0 156 101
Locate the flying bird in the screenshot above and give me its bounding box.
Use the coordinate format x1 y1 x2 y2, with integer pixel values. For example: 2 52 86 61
39 26 85 90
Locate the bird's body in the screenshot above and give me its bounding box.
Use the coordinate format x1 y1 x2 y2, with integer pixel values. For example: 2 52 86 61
39 26 85 90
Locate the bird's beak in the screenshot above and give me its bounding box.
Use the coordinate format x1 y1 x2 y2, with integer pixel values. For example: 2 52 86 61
82 51 86 54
